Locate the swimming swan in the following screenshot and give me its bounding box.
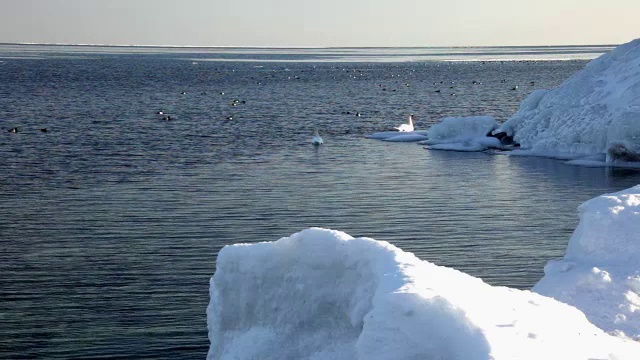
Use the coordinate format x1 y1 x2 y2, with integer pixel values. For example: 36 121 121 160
395 114 414 132
311 128 324 145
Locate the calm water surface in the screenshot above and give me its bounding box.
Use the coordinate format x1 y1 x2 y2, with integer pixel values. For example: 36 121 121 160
1 45 639 359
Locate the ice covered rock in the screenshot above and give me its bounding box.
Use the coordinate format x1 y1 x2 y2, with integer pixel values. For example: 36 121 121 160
496 39 640 164
607 141 640 163
533 185 640 340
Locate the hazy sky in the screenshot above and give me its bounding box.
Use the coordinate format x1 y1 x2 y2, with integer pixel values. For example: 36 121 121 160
0 0 637 47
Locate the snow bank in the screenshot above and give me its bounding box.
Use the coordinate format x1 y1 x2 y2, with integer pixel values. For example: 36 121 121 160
496 39 640 163
208 226 640 359
533 185 640 340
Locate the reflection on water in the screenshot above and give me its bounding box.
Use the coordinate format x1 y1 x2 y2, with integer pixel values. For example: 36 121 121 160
0 46 638 359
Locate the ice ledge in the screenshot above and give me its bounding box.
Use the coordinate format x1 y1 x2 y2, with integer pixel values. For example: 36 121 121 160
534 185 640 340
208 186 640 359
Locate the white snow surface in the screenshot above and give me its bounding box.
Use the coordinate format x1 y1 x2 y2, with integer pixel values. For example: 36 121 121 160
533 185 640 340
208 186 640 360
496 39 640 162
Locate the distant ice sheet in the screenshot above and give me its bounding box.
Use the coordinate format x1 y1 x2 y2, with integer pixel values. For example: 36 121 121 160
208 186 640 359
0 43 614 62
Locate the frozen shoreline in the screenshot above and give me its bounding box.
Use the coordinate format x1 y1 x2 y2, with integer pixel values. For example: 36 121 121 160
208 186 640 359
366 39 640 168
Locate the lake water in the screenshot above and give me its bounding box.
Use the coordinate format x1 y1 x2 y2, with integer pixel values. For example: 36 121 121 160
1 44 639 359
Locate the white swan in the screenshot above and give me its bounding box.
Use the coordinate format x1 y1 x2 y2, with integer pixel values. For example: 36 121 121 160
311 128 324 145
395 114 414 132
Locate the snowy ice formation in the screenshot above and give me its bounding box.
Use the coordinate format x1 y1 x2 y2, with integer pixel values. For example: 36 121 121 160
533 185 640 340
496 39 640 165
364 115 503 147
365 116 505 150
420 116 502 152
208 186 640 360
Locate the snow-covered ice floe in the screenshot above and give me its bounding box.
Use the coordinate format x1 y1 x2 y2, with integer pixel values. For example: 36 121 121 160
365 130 429 142
533 185 640 341
365 117 505 149
208 186 640 360
496 39 640 166
420 116 503 152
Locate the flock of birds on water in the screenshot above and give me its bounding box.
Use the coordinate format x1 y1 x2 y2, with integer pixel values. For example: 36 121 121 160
4 68 531 147
306 77 526 145
3 94 414 146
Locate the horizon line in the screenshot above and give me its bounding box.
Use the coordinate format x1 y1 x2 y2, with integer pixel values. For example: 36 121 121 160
0 41 620 50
